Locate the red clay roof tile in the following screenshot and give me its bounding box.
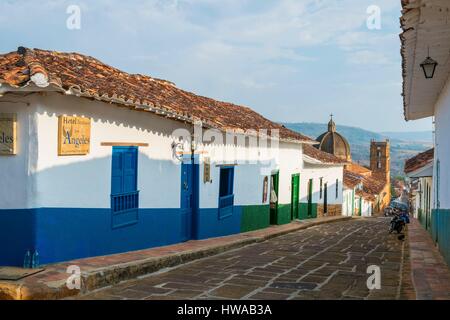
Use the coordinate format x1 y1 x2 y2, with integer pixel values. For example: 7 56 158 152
343 169 386 199
303 144 347 164
0 47 313 143
404 148 434 174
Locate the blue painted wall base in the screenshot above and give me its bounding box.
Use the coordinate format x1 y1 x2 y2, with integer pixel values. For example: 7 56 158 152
0 209 36 267
193 207 242 240
0 208 184 266
0 205 245 267
432 209 450 267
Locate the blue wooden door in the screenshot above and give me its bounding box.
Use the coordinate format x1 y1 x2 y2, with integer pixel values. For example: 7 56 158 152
180 159 194 241
111 147 139 228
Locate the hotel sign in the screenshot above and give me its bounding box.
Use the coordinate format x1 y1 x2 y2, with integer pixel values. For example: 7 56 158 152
0 113 17 155
204 157 211 183
58 116 91 156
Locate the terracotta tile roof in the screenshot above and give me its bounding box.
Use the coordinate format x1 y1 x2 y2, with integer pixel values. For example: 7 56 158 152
404 148 434 174
345 162 372 176
303 144 347 165
345 169 378 201
343 169 386 198
356 189 376 202
343 170 362 188
0 47 313 143
361 175 386 196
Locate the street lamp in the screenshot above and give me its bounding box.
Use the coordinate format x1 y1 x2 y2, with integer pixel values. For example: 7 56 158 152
420 55 438 79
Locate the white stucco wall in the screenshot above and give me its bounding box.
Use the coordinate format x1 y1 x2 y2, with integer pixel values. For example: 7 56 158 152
0 91 307 211
197 136 302 208
342 188 354 216
300 163 344 206
361 198 372 217
277 142 302 204
434 78 450 209
14 93 189 209
414 176 433 215
0 95 38 209
414 190 419 218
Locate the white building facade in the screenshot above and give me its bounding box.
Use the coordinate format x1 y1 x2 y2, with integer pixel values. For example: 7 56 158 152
401 0 450 265
0 48 315 266
299 145 345 219
342 188 355 217
405 149 434 229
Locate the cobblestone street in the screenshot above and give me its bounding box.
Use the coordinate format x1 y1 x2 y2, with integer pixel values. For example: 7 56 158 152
81 218 407 300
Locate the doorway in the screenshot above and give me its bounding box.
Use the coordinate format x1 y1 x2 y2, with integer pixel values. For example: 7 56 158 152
270 171 279 225
291 174 300 220
307 179 313 217
180 156 199 241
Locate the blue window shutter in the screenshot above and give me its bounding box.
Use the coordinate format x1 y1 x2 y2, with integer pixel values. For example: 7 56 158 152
123 148 138 192
111 147 139 228
111 151 123 194
218 166 235 219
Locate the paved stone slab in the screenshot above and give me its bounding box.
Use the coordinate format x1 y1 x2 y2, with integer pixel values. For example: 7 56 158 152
407 218 450 300
0 216 350 300
81 218 414 300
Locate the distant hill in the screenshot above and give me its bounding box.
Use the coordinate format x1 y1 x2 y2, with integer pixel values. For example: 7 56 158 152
283 122 433 177
380 131 432 143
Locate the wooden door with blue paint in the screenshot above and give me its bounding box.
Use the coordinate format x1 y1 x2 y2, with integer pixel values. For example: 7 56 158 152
180 158 194 241
111 147 139 228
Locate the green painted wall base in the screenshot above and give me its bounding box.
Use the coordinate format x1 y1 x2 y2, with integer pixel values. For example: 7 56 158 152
417 208 424 227
432 209 450 267
271 204 291 225
417 209 433 234
241 205 270 232
299 202 317 220
431 209 438 243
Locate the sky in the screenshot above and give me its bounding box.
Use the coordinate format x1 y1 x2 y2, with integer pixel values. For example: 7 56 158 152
0 0 433 132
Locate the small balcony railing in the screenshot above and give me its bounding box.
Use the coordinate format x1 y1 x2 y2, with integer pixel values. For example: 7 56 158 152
111 190 140 228
219 194 234 219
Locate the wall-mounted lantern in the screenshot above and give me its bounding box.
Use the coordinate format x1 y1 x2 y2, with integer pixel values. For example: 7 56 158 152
171 141 184 162
420 54 438 79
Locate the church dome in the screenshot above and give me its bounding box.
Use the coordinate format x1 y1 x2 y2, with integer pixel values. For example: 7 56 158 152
315 116 351 161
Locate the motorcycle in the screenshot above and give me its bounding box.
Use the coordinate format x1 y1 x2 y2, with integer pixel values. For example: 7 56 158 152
389 211 410 234
384 206 395 217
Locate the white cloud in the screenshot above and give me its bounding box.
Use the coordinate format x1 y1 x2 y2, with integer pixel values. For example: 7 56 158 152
347 50 391 65
241 78 276 90
0 0 418 130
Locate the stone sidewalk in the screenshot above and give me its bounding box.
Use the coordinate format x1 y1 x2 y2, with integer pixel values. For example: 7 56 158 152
0 216 350 300
80 218 406 300
407 218 450 299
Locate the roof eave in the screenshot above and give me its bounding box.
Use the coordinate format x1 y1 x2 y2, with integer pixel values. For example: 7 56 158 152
303 155 345 166
0 84 313 144
405 161 433 177
401 0 450 121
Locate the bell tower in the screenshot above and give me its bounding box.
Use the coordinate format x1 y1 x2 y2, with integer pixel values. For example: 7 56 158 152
370 139 390 184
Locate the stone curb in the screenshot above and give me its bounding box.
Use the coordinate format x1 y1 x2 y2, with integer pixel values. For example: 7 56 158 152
0 216 352 300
